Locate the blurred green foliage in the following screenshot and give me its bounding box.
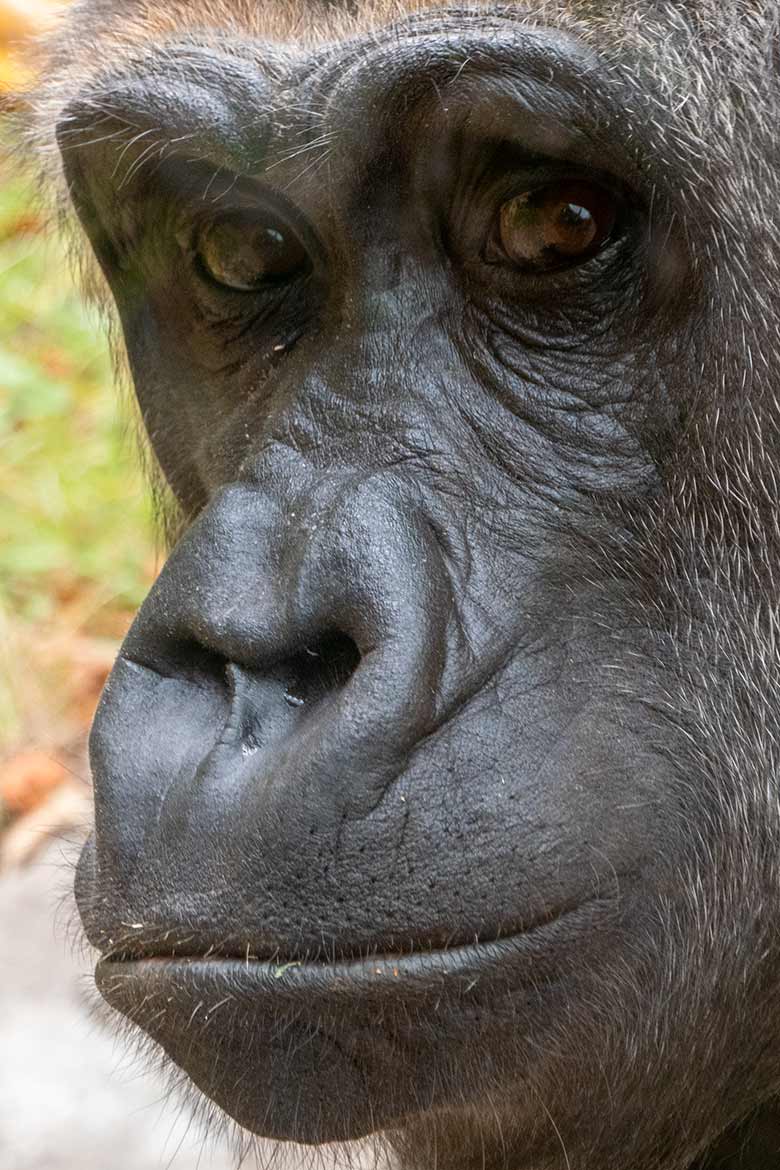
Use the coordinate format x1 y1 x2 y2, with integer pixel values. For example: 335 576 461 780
0 143 155 749
0 151 154 625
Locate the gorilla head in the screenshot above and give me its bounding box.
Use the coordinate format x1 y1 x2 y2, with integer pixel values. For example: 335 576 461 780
31 1 780 1166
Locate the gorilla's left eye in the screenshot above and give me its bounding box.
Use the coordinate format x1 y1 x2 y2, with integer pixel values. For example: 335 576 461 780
195 213 309 290
492 180 619 273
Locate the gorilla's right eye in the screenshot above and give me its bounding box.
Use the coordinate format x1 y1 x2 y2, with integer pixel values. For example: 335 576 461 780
196 213 309 290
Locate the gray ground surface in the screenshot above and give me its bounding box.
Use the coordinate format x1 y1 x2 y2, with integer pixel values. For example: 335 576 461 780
0 842 238 1170
0 841 378 1170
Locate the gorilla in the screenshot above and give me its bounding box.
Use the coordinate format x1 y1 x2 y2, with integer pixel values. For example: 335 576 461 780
29 0 780 1166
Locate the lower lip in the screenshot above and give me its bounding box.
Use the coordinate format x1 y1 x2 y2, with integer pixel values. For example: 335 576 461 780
92 902 613 1142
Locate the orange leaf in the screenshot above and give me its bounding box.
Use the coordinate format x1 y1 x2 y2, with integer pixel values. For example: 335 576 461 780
0 750 69 816
0 0 70 94
0 0 66 40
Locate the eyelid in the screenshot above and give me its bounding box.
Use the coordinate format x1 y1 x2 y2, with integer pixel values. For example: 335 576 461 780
497 161 632 207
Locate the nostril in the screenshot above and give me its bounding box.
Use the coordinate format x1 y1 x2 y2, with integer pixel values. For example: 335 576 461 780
182 633 363 775
124 637 229 698
283 632 361 708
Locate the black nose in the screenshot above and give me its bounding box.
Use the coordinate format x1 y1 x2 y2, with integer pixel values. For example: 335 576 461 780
84 468 456 905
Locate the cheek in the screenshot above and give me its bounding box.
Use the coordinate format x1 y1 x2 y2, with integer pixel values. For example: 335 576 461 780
123 314 264 504
455 349 657 500
385 651 676 925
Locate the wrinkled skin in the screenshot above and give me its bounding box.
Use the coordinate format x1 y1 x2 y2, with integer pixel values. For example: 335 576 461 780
46 1 780 1167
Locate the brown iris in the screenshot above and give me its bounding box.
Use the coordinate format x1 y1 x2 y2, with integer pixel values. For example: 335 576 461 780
197 213 308 290
496 180 618 272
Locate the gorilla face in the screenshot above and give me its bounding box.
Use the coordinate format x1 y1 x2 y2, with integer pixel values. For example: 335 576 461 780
54 4 780 1167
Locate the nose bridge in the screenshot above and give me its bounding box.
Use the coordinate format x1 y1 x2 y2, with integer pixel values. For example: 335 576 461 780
249 276 457 482
268 463 453 662
291 470 425 644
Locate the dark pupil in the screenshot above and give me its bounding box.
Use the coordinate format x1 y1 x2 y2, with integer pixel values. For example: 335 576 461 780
550 200 597 254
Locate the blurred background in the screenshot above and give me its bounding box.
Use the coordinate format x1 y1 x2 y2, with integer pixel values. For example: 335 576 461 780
0 0 154 872
0 5 236 1166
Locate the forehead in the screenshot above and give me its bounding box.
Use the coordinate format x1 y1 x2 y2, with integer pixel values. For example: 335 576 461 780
87 1 681 138
64 1 735 139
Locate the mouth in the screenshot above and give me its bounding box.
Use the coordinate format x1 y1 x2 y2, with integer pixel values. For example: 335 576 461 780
98 926 562 999
93 901 610 1143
